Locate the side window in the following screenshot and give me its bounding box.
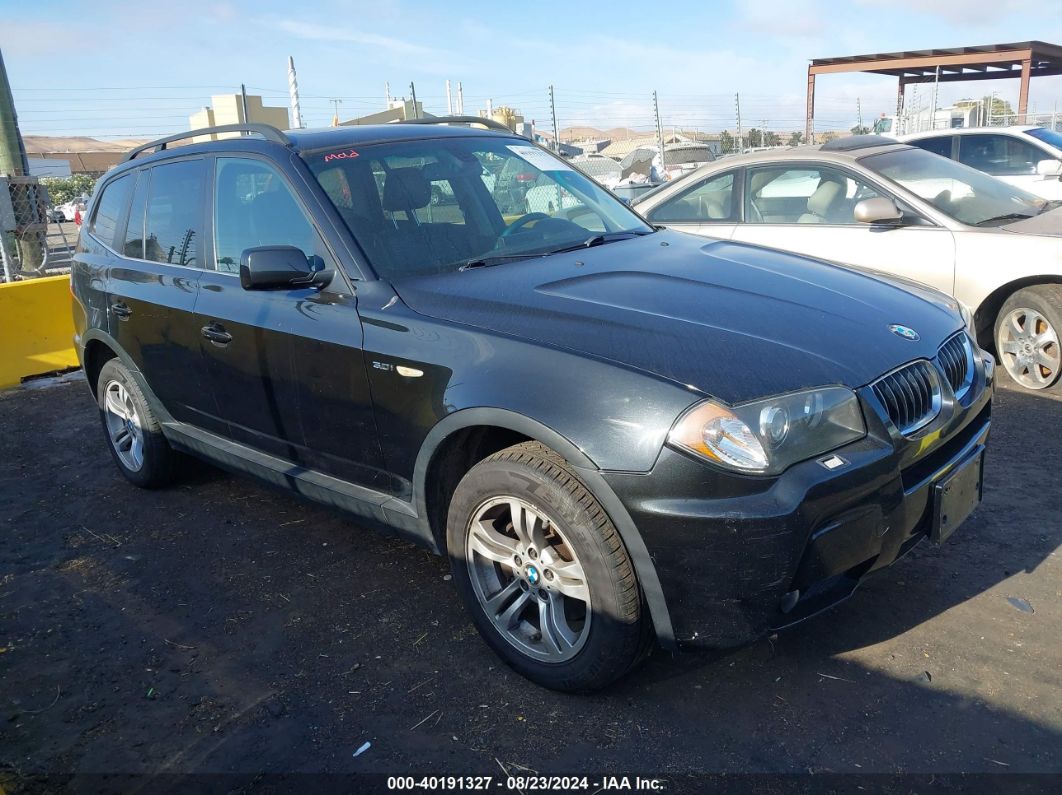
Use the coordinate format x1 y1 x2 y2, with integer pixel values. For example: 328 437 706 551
647 172 735 223
122 171 149 259
214 157 321 274
88 174 132 248
745 165 880 225
144 159 206 267
957 134 1041 176
912 136 954 159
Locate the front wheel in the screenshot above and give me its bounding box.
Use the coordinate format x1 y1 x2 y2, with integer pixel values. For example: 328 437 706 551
447 442 651 692
995 286 1062 391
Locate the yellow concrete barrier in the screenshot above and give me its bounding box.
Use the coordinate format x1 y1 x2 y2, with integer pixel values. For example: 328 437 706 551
0 274 79 390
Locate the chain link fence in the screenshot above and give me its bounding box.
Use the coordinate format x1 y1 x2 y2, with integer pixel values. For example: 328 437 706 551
0 175 79 283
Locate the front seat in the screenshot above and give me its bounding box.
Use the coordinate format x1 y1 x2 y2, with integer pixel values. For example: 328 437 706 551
797 179 845 224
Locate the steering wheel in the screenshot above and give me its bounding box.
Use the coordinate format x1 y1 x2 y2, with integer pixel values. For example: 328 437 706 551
500 212 550 238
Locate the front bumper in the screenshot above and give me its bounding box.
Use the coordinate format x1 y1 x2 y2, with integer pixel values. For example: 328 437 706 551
604 351 994 649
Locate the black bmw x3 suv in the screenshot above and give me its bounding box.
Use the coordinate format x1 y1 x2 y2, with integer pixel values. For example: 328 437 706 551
72 118 993 691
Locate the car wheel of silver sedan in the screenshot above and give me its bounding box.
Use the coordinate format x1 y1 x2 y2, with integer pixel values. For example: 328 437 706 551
995 286 1062 391
446 441 652 691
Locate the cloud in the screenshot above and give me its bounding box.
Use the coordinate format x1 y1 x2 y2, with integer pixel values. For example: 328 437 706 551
854 0 1024 24
734 1 825 39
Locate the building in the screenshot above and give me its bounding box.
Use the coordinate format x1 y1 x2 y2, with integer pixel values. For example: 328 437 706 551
341 99 429 126
189 94 290 140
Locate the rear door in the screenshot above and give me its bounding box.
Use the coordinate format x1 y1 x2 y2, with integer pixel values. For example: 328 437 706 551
195 154 385 488
730 162 957 295
89 161 214 425
955 133 1049 195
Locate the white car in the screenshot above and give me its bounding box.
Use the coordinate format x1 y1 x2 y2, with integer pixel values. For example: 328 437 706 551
901 126 1062 200
56 195 89 222
633 136 1062 392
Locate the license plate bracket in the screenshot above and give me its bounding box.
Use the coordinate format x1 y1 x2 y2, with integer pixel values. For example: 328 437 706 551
931 448 984 545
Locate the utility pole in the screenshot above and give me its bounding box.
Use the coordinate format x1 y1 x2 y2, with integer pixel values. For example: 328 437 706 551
385 81 391 107
240 84 250 126
856 97 863 132
446 80 453 115
409 82 419 118
330 98 342 127
549 84 559 152
0 47 42 275
931 66 940 130
653 90 666 175
457 82 464 115
287 56 303 129
735 93 743 152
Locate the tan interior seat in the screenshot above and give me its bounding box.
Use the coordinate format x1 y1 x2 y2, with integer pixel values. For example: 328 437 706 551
798 179 845 224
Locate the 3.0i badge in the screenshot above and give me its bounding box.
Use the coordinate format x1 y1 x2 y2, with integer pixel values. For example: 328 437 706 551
888 324 920 341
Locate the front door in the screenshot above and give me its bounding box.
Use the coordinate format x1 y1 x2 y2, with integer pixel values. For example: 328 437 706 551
196 155 386 488
730 163 957 296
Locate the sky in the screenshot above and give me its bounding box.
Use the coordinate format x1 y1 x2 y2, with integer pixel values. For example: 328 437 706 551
4 0 1062 140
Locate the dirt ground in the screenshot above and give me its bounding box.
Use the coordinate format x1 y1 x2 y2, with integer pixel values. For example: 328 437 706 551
0 374 1059 790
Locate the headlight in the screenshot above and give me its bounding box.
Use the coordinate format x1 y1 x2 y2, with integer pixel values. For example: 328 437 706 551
668 387 866 475
958 302 975 335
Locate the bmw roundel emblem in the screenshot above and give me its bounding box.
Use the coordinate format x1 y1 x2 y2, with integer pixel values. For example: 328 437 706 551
889 324 920 341
526 565 540 586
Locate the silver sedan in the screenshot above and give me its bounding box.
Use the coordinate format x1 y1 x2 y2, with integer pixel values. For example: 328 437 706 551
633 137 1062 392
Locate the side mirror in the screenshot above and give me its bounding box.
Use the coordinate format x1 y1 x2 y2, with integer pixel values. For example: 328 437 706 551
240 246 332 290
854 196 904 225
1036 159 1062 177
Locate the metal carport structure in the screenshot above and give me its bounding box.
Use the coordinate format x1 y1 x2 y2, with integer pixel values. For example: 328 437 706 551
805 41 1062 139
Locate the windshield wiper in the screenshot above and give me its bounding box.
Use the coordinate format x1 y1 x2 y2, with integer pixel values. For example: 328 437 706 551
974 213 1035 226
459 252 551 271
551 230 653 254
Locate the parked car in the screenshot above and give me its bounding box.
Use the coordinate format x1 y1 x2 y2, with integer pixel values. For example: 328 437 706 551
56 195 89 222
901 126 1062 199
72 122 992 691
634 135 1062 393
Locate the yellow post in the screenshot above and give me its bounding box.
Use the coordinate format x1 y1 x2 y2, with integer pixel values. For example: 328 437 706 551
0 274 79 389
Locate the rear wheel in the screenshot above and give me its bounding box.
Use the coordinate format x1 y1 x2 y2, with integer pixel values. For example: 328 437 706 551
96 359 182 488
447 441 651 692
995 286 1062 391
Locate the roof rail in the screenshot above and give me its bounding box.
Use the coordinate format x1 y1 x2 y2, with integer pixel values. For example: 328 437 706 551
122 124 292 163
397 115 515 134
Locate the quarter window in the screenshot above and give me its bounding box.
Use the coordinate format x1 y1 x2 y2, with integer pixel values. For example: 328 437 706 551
122 171 149 259
744 165 881 224
957 134 1044 176
144 159 206 267
911 136 953 159
214 157 322 274
88 174 132 248
647 172 735 223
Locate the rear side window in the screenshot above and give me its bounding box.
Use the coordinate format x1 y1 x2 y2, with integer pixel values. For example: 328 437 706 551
647 172 735 223
911 136 953 159
122 171 149 259
144 159 206 267
89 174 132 248
957 134 1042 176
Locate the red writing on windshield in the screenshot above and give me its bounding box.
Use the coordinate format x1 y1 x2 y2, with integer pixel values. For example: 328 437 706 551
324 150 359 162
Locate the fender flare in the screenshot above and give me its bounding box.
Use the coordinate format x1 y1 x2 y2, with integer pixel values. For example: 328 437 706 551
413 408 677 649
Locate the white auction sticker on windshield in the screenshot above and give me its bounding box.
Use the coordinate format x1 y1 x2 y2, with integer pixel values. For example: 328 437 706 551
506 145 573 172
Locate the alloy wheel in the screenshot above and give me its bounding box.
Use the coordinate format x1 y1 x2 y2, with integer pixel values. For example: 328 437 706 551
997 307 1061 390
103 380 145 471
465 496 591 663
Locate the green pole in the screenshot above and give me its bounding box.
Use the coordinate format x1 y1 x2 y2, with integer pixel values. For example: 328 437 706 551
0 47 43 274
0 48 29 177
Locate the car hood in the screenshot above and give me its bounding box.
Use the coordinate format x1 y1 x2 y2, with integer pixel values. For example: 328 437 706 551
392 231 963 404
1001 205 1062 236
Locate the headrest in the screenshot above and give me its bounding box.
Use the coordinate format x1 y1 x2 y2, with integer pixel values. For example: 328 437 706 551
382 168 431 212
807 179 844 216
749 171 776 195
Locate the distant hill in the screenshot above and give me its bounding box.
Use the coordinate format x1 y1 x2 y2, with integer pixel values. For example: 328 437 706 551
23 135 152 154
559 126 647 141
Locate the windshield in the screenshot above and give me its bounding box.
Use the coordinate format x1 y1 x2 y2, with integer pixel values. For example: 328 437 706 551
1026 126 1062 151
860 146 1045 226
305 136 652 280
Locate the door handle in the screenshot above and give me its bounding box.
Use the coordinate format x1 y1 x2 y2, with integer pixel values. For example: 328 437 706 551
111 302 132 319
201 323 232 346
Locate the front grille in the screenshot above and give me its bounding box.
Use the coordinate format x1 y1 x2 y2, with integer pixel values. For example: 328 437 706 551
938 333 973 398
871 360 941 435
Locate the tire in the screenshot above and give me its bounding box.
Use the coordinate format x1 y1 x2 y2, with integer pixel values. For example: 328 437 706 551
95 358 181 488
447 441 651 692
995 285 1062 391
